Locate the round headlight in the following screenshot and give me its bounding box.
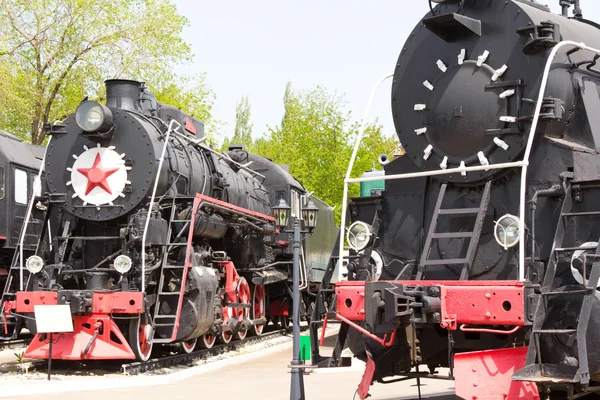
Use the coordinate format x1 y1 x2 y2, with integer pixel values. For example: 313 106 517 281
494 214 521 250
75 101 113 132
347 221 373 251
113 255 132 274
26 255 44 274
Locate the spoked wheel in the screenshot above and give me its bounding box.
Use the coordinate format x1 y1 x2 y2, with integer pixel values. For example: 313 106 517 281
220 305 234 344
129 315 153 362
276 315 291 332
201 333 216 349
235 278 250 340
180 338 197 354
250 284 266 336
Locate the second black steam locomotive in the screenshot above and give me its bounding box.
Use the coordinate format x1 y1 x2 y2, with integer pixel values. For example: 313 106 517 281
311 1 600 399
2 79 337 360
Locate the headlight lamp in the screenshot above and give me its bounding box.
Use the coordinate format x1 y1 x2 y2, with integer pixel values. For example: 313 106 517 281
25 255 44 274
347 221 373 251
113 255 133 274
75 101 113 132
494 214 521 250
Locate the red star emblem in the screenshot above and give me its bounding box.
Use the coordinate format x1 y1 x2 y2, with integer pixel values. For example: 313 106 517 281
77 153 119 195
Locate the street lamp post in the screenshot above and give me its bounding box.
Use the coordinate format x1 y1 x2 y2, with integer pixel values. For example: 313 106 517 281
290 217 304 400
272 197 319 400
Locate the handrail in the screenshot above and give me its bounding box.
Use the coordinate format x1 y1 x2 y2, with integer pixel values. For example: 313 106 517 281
517 40 593 281
337 40 597 283
337 74 394 278
171 129 266 180
141 119 181 292
19 137 53 291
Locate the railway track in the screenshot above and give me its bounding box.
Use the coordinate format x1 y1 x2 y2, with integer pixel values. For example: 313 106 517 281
0 337 31 351
121 328 292 374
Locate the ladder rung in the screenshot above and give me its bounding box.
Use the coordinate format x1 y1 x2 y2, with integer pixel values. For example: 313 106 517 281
164 243 187 246
423 259 467 266
163 265 184 269
153 323 176 327
533 329 576 335
543 289 591 297
171 220 190 223
563 211 600 217
554 246 596 252
154 315 177 319
431 232 474 239
158 292 181 296
438 208 480 215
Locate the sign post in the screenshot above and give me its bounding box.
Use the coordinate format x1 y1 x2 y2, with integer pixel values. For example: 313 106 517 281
33 305 74 380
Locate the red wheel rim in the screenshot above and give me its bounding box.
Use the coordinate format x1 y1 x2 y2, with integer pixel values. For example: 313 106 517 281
203 333 216 348
253 284 266 335
181 339 196 353
221 305 233 342
236 279 250 339
139 323 152 358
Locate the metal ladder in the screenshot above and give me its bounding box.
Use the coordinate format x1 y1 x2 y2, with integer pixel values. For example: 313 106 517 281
416 181 492 280
150 197 195 343
514 185 600 387
0 213 42 338
0 263 30 338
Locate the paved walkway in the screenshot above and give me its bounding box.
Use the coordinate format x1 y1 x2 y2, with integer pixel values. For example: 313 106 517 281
2 332 457 400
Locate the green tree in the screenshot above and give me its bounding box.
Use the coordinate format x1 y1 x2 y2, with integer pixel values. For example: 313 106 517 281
230 95 253 149
352 121 399 178
256 82 398 223
150 73 217 142
0 0 191 144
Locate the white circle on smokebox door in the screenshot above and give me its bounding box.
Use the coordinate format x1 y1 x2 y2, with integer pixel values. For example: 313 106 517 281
70 146 128 206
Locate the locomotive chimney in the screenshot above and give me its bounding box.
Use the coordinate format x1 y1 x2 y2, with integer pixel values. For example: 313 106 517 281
105 79 143 111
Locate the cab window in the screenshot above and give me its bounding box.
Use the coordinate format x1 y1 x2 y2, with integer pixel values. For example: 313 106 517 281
14 168 28 204
0 166 4 200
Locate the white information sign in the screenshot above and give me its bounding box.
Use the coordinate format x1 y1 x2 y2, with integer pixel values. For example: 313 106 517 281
33 305 74 333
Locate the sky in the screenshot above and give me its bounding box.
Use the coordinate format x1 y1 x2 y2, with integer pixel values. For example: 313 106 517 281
172 0 600 144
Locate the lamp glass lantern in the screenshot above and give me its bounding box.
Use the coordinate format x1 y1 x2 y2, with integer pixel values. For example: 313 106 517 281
273 198 291 229
301 199 319 230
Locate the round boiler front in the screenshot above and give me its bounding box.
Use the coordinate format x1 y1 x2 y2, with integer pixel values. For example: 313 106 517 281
45 112 166 221
391 0 600 184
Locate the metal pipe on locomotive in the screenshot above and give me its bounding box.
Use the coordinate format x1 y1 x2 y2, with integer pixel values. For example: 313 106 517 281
310 1 600 399
3 79 337 361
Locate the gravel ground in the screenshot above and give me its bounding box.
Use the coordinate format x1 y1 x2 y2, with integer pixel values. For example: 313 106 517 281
0 334 293 386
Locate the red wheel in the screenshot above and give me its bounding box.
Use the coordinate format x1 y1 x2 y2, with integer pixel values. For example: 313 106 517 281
235 278 250 340
220 305 234 344
201 333 216 349
129 315 153 361
251 284 266 336
180 338 197 354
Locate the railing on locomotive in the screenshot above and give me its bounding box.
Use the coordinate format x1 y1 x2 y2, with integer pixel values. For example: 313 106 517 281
140 118 182 293
17 137 52 291
337 40 599 283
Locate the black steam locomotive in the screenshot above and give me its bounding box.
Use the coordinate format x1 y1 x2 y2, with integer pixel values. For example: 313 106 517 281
311 1 600 399
3 79 337 360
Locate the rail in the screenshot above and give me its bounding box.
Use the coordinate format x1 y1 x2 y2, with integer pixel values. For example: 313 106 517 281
338 40 598 283
141 119 181 292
